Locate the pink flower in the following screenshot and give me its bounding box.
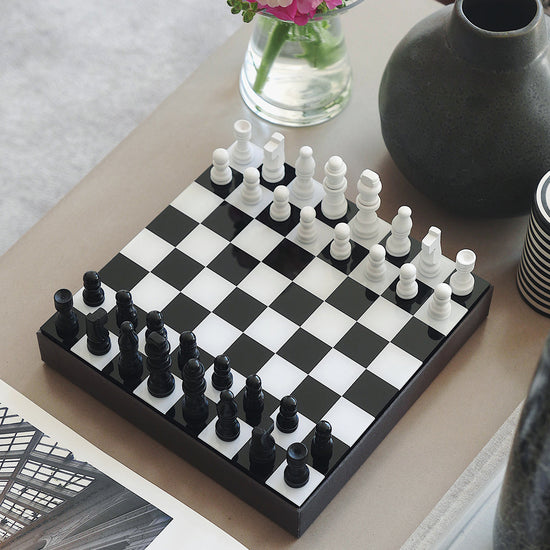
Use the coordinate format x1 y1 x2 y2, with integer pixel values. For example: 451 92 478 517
257 0 343 25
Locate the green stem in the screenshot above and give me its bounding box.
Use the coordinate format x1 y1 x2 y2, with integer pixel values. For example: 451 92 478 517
253 20 290 94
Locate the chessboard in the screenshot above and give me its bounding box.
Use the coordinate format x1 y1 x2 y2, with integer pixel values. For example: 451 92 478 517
37 121 493 537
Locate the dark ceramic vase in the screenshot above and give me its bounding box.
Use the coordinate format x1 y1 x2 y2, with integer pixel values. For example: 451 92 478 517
379 0 550 217
493 333 550 549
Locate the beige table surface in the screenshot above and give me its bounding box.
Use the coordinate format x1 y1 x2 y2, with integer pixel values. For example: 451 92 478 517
2 0 550 548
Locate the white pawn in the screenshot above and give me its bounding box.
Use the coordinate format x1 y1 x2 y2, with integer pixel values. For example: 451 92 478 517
241 167 262 205
330 223 351 261
418 226 442 278
321 156 348 220
293 146 315 201
450 249 476 296
297 206 317 244
210 148 232 186
263 132 285 183
386 206 412 257
353 170 382 240
365 244 387 282
270 185 291 222
428 283 452 320
229 119 253 166
396 263 418 300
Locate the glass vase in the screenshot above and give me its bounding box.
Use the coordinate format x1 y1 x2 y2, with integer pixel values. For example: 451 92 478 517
239 12 352 127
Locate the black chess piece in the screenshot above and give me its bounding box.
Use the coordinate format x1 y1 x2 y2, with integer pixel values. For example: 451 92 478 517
86 308 110 356
312 420 333 473
145 331 175 398
54 289 79 340
284 442 310 488
211 355 233 391
276 395 298 433
243 374 264 426
115 290 138 329
178 331 200 372
117 321 143 382
182 358 209 426
82 271 105 307
249 419 276 475
145 310 167 340
215 390 240 442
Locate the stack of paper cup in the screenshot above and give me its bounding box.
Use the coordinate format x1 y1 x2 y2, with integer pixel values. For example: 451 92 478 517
517 171 550 316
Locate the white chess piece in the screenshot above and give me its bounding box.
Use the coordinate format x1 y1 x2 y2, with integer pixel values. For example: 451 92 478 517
428 283 452 320
418 226 442 277
321 156 347 220
297 206 317 244
292 146 315 201
270 185 291 222
396 263 418 300
353 170 382 240
262 133 285 183
210 148 232 185
386 206 412 257
229 120 253 166
365 244 386 282
330 223 351 261
241 167 262 205
450 249 476 296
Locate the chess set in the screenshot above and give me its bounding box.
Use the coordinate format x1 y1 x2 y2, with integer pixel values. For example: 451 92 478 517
37 120 493 536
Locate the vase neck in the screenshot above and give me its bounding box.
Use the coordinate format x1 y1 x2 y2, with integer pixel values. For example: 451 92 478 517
447 0 548 71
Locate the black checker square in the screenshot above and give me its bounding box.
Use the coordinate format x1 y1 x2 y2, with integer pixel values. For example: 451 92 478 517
234 439 287 484
335 323 388 367
195 165 243 199
326 278 378 320
168 397 218 437
278 329 331 374
161 293 210 334
259 163 296 191
446 273 492 310
146 205 198 246
292 376 339 421
314 200 359 229
105 304 148 336
392 317 444 362
264 239 315 280
224 334 274 377
208 244 259 285
104 356 146 394
382 277 432 315
380 235 422 268
214 288 267 331
344 369 399 418
270 283 322 325
203 202 253 241
317 241 369 275
234 387 280 427
152 249 203 291
256 202 301 236
302 427 349 476
98 253 148 293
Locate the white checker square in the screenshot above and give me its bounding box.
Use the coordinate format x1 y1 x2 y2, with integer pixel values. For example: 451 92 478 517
294 257 347 300
256 355 307 400
73 283 117 315
231 219 284 261
286 217 334 256
287 178 325 209
198 417 253 459
324 397 375 447
309 348 364 395
245 308 298 352
349 217 391 250
130 273 179 312
302 302 355 347
415 297 468 336
193 314 241 357
182 268 235 311
71 333 119 371
177 225 228 266
204 364 247 404
134 375 184 414
411 253 457 288
358 297 412 341
226 183 273 218
269 411 316 451
120 228 174 271
238 263 291 305
266 460 324 506
171 181 223 222
349 256 400 295
137 323 181 356
367 343 422 390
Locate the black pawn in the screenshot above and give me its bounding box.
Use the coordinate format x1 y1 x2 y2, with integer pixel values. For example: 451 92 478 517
117 321 143 382
145 310 167 340
215 390 240 442
249 420 276 471
145 332 175 398
82 271 104 307
182 358 209 425
276 395 298 433
54 289 79 340
243 374 264 426
211 355 233 391
86 308 111 356
115 290 138 329
284 442 310 488
178 331 200 372
312 420 333 473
